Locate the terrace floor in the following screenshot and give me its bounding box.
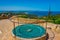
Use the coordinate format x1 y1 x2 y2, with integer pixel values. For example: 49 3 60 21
0 19 60 40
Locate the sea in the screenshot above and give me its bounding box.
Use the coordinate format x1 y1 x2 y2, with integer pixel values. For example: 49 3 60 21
0 11 60 16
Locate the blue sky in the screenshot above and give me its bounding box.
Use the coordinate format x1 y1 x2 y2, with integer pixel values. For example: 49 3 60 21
0 0 60 11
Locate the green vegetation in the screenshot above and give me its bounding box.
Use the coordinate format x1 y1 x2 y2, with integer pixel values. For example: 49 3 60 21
39 14 60 24
55 18 60 24
0 12 60 24
17 13 60 24
18 14 38 19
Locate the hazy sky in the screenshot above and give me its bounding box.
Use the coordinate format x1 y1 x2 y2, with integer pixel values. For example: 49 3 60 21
0 0 60 11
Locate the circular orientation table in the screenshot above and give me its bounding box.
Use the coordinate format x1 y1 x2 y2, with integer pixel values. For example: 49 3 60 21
12 24 46 40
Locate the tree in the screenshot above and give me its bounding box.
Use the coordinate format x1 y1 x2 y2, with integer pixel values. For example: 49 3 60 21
54 18 60 33
55 19 60 24
51 16 57 23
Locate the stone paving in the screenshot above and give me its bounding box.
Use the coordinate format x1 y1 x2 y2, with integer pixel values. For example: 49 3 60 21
0 19 60 40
